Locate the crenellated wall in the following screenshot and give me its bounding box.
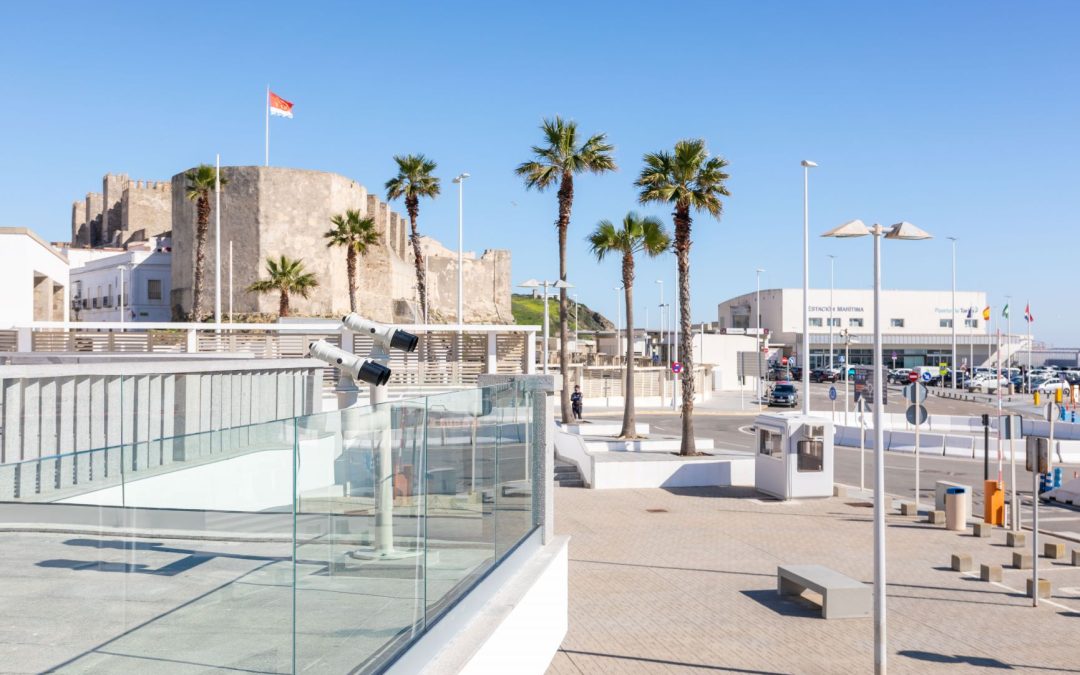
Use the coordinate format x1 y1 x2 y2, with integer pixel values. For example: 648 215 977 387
71 175 172 248
169 165 510 323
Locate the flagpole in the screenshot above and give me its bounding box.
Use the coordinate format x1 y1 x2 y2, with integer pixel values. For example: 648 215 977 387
265 85 270 167
214 153 222 327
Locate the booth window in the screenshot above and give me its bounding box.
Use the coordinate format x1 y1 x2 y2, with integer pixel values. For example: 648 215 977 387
758 429 783 458
797 439 824 472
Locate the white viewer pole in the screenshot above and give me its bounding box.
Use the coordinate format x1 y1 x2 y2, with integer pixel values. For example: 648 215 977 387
214 154 222 326
371 380 394 556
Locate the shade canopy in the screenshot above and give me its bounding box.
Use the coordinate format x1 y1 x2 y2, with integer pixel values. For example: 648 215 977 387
821 219 870 238
885 221 933 240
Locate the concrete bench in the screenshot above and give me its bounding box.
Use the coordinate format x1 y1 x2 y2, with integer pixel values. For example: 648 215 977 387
777 564 871 619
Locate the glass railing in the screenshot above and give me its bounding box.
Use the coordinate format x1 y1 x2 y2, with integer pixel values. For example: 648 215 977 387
0 381 538 674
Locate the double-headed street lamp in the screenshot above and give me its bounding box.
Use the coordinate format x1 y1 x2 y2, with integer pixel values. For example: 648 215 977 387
823 219 932 675
518 278 572 374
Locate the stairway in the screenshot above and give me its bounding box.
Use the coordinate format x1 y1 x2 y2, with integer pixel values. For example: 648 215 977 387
554 459 584 488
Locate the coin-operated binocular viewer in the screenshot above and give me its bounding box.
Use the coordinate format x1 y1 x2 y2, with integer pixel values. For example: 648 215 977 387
307 314 419 560
754 412 834 500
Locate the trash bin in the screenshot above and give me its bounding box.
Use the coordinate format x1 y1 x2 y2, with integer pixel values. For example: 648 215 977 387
945 486 967 531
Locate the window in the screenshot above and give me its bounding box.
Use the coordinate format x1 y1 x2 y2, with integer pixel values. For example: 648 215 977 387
809 318 823 327
797 439 824 472
965 319 978 328
758 429 784 458
890 318 905 328
940 319 953 328
147 279 162 301
849 318 864 328
828 318 840 327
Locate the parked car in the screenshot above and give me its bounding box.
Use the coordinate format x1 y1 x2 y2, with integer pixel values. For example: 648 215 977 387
968 374 1009 393
810 369 838 383
1037 378 1070 395
769 383 799 408
790 367 803 381
888 368 912 384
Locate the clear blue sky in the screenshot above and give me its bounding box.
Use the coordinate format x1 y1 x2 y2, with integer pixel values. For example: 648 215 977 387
2 1 1078 343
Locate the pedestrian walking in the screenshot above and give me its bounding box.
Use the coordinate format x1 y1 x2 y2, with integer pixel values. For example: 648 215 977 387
571 385 583 421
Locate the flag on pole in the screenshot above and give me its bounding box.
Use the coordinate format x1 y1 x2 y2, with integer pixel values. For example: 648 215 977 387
1024 304 1034 323
269 91 294 118
966 306 974 319
1002 303 1010 319
981 306 991 321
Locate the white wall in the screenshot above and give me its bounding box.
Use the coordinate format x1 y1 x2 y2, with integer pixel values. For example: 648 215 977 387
70 247 172 322
0 229 69 326
689 333 758 390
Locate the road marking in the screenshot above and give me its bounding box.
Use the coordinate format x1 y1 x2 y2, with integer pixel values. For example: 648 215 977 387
959 570 1078 612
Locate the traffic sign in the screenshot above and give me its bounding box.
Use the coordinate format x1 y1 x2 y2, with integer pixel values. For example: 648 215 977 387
781 356 789 366
902 383 927 404
671 361 683 374
921 371 932 382
829 386 837 401
907 371 919 383
906 404 928 426
848 367 855 376
838 355 845 363
891 351 897 360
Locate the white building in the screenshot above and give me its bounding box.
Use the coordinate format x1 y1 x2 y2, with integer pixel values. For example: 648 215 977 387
70 238 172 322
717 288 1024 370
0 228 69 326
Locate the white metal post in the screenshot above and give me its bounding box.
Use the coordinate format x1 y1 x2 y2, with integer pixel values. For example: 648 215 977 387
949 237 957 389
614 286 622 367
828 254 835 370
845 333 851 426
756 269 764 406
214 154 222 326
228 241 234 323
672 264 679 411
264 85 269 167
872 224 886 675
453 173 469 327
801 160 816 415
117 266 125 329
542 283 550 375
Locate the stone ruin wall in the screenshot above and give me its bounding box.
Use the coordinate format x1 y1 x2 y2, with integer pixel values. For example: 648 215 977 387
70 173 172 248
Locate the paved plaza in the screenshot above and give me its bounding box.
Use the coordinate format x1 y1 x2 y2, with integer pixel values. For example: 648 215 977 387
548 485 1080 674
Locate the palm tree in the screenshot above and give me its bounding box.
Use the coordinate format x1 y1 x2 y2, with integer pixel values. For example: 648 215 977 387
385 154 440 322
247 256 318 318
588 212 671 438
184 164 228 321
325 209 381 312
636 139 730 455
516 116 616 423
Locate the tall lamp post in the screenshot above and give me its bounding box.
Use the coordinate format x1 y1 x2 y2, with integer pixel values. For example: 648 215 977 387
452 173 470 327
800 159 818 415
823 219 933 675
948 237 957 388
656 280 664 367
827 254 836 370
518 278 572 375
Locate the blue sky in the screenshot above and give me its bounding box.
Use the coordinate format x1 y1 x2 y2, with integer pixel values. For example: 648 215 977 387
2 1 1078 343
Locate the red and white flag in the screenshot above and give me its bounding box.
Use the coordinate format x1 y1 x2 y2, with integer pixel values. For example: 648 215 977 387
1024 304 1034 323
269 91 294 118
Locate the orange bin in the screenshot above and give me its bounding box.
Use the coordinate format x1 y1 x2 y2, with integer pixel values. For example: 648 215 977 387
984 480 1004 525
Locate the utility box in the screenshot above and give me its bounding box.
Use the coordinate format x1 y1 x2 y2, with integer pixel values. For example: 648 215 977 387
754 412 834 500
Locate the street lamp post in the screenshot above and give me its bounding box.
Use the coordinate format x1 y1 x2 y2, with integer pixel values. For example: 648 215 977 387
801 160 818 415
452 173 470 327
519 278 572 375
824 219 933 675
656 280 664 367
117 265 127 330
948 237 957 389
828 254 836 371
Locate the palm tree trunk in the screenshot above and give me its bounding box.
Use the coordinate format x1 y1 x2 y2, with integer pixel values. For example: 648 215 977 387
406 196 427 323
674 207 696 455
620 252 636 438
191 194 210 321
556 172 574 424
279 289 290 318
347 247 357 313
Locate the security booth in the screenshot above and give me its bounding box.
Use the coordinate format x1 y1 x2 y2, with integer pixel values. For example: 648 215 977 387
754 412 834 499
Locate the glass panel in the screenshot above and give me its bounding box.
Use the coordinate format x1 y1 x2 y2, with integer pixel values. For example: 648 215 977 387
494 382 533 560
293 399 428 673
797 439 824 472
424 388 496 623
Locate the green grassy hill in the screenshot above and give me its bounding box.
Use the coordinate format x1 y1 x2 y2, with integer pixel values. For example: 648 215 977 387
511 294 612 332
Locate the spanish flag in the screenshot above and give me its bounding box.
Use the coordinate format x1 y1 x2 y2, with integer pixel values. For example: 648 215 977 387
982 306 991 321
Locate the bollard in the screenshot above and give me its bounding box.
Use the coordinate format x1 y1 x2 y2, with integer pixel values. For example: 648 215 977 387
1072 549 1080 567
928 510 947 525
951 553 973 572
972 522 992 538
1013 552 1032 569
980 563 1002 582
1007 531 1026 548
1026 577 1051 599
1044 543 1065 559
900 502 918 516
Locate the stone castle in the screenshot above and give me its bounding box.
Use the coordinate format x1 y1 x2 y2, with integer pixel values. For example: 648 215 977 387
70 173 171 248
68 166 512 324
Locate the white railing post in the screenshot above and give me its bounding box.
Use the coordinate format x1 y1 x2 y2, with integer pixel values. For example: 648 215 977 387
16 327 31 353
185 328 197 353
486 331 498 374
525 330 537 374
